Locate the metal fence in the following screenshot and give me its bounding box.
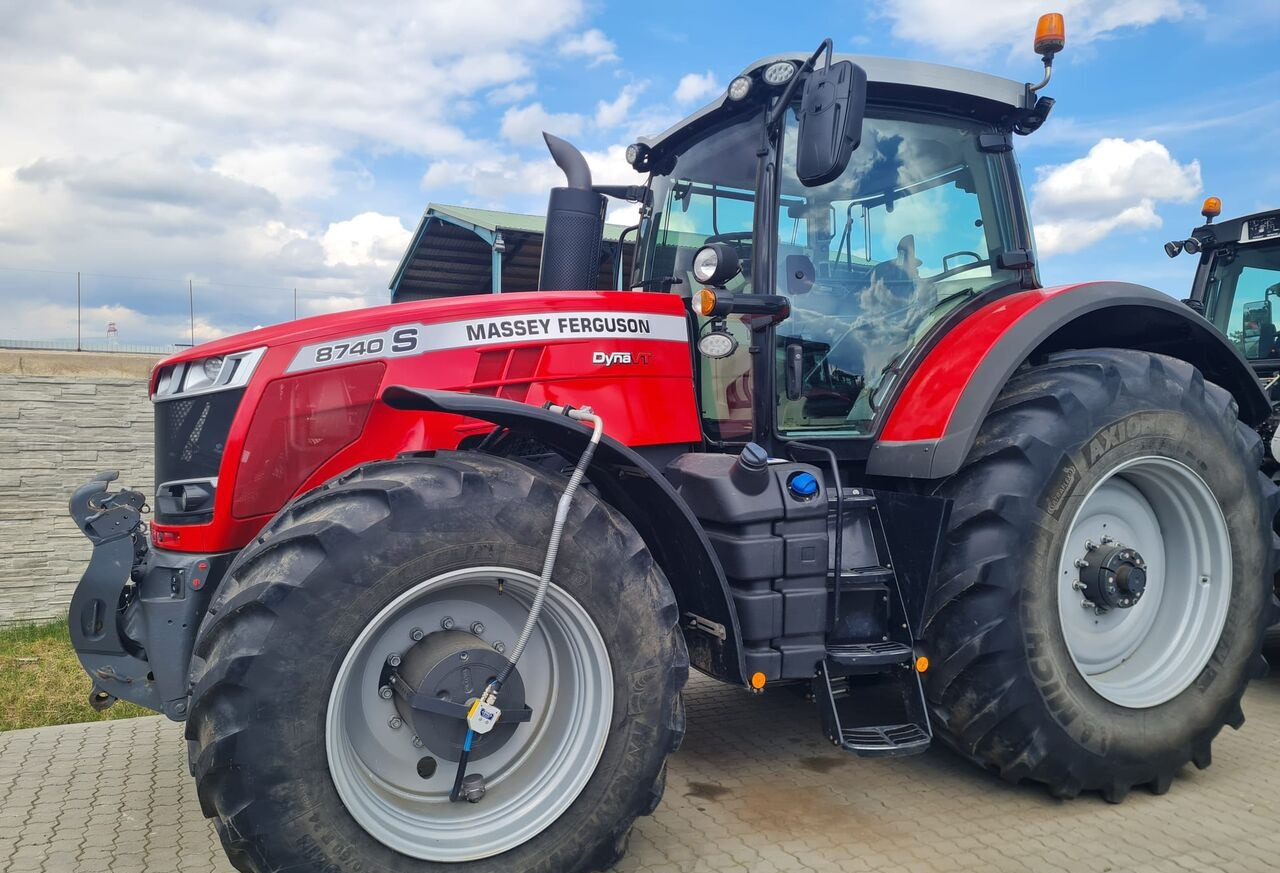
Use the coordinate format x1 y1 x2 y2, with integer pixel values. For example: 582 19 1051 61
0 265 376 354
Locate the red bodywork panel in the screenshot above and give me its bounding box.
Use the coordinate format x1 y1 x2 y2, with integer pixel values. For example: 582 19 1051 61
152 291 700 553
879 284 1085 442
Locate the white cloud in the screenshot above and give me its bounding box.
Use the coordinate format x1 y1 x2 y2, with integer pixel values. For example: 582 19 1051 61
213 144 340 202
500 103 587 144
1031 137 1201 256
674 71 720 106
487 81 537 105
876 0 1203 57
0 1 600 343
561 28 619 66
595 82 647 129
321 212 413 269
422 144 644 206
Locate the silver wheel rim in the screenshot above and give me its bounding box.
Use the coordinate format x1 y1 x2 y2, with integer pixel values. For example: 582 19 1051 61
326 566 613 862
1057 455 1231 709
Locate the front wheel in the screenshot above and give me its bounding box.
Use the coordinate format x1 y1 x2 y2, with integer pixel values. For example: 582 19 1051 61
922 349 1279 801
186 453 687 872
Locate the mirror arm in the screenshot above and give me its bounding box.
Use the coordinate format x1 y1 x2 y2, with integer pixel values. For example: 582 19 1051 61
767 38 833 129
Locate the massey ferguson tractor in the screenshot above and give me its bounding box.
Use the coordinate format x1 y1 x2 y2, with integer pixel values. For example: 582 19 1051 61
67 15 1279 873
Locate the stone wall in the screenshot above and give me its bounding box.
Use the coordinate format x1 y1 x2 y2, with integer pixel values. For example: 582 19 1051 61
0 349 159 625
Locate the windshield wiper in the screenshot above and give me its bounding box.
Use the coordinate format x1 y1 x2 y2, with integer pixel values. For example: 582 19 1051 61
633 276 684 292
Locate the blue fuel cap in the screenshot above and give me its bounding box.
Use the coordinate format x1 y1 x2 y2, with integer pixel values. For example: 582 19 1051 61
787 471 819 499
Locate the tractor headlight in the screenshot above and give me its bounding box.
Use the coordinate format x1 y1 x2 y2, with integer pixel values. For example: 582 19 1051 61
692 243 741 287
762 61 797 86
178 356 225 393
154 348 266 400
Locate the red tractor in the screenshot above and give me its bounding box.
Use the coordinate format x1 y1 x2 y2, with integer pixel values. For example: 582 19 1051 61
68 16 1277 873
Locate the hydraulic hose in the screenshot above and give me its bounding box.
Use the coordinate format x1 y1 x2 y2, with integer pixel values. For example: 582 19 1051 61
496 405 602 688
451 405 602 802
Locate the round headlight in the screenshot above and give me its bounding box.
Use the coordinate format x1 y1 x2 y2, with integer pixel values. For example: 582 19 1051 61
698 331 739 359
1183 237 1202 255
202 356 225 382
692 243 742 287
726 76 752 101
693 247 721 284
625 143 640 166
762 61 797 86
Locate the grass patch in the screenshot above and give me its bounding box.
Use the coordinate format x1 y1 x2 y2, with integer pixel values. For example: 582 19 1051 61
0 619 151 732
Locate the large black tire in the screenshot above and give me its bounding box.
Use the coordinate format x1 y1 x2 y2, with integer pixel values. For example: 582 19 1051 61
922 349 1280 801
185 452 687 873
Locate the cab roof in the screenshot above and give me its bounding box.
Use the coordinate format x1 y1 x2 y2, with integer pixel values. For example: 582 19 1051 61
638 53 1033 153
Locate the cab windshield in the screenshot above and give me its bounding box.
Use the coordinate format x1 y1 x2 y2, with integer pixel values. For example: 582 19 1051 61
633 106 1023 440
1202 244 1280 362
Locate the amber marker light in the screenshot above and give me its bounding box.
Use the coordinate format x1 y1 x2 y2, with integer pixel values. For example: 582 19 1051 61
915 655 930 673
693 288 718 317
1202 196 1222 220
750 671 767 690
1034 12 1066 56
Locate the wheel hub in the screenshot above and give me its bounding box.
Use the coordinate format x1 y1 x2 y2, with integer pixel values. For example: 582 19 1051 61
1076 538 1148 611
390 630 527 762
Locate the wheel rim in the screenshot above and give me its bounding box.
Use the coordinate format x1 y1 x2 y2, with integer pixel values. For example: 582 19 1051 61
1057 456 1232 709
326 566 613 862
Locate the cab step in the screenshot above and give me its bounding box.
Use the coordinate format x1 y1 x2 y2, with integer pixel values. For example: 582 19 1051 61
825 640 913 671
815 660 931 758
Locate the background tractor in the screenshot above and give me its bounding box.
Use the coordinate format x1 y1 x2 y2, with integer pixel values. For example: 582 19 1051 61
1167 197 1280 636
67 15 1279 873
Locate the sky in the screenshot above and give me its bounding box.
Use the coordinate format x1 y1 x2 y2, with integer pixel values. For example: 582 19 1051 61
0 0 1277 348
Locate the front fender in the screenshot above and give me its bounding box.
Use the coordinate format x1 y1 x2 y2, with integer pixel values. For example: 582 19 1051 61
382 386 747 685
868 282 1270 479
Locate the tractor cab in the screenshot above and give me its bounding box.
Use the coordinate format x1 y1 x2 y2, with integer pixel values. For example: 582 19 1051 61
623 47 1051 449
1174 200 1280 381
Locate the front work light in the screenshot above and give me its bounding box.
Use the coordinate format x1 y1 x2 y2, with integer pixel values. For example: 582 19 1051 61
1164 241 1184 258
762 61 797 86
692 243 741 286
727 76 752 101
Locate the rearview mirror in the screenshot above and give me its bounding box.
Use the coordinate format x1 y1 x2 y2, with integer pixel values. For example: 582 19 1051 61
795 59 867 187
1242 300 1271 340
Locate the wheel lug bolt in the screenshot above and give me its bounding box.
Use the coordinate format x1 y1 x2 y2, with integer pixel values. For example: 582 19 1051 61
493 641 506 654
410 627 425 642
386 653 402 668
460 652 469 661
378 685 393 699
388 716 403 730
1074 559 1089 569
441 616 455 630
412 735 424 748
1085 540 1097 551
471 621 485 636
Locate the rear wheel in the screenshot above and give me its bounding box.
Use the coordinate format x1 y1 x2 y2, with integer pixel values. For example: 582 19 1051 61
186 452 687 872
922 349 1279 800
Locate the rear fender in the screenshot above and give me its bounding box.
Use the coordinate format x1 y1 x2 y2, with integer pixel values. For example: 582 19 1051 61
382 386 747 685
868 282 1270 479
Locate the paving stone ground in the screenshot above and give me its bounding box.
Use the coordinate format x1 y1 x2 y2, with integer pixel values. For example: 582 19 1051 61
2 669 1279 873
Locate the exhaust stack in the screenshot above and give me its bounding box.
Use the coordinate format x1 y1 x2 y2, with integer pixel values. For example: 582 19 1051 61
538 133 606 292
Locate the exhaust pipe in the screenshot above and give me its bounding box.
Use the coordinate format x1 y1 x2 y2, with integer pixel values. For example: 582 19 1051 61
538 133 606 292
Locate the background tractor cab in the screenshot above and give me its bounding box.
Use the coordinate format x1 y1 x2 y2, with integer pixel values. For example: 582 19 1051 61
1173 198 1280 385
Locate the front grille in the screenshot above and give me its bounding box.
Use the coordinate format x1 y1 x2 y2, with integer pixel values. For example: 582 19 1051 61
154 389 244 524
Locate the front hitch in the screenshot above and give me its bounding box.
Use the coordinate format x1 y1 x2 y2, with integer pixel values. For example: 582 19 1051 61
67 471 159 712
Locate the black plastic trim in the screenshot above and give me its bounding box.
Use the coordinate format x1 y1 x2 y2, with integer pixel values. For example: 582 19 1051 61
381 386 747 684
